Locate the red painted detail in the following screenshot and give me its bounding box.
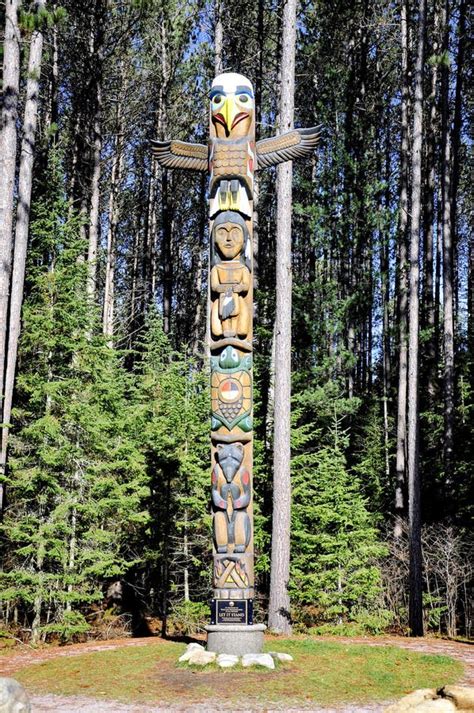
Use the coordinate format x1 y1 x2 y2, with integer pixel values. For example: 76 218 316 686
242 470 250 485
212 113 228 132
231 112 249 130
212 467 218 485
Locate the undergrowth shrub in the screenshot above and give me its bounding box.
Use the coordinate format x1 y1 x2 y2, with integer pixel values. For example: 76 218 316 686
167 601 209 636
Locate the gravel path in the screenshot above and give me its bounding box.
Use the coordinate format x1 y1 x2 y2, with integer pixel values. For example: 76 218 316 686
30 696 389 712
1 635 471 712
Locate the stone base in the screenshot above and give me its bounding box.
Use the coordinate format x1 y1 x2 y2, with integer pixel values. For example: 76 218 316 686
205 624 266 656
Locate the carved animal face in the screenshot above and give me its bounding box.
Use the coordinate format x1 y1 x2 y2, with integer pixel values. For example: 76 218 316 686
214 221 244 260
210 73 254 139
219 346 241 369
217 442 244 482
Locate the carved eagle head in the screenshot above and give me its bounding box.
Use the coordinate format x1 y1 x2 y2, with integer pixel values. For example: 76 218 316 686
210 73 255 140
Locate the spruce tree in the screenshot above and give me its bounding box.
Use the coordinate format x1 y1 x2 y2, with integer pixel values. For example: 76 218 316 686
0 153 148 642
291 415 386 626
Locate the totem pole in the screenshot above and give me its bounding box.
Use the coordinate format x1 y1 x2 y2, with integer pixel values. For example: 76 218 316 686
152 73 320 654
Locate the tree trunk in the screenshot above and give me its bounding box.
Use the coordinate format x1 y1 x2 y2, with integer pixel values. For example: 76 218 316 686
394 0 410 538
191 174 206 355
381 115 391 485
103 106 123 344
422 0 440 402
252 0 264 293
468 234 474 394
450 0 466 249
214 0 223 75
268 0 297 635
43 11 59 139
87 86 102 302
86 1 104 303
31 539 45 646
0 0 46 491
440 0 454 490
442 0 466 492
161 171 173 334
0 0 21 509
407 0 426 638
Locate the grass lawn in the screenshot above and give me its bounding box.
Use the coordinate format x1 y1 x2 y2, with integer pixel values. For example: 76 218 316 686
15 636 463 708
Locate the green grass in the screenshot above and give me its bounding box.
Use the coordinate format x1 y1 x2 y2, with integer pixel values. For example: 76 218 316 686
15 637 463 707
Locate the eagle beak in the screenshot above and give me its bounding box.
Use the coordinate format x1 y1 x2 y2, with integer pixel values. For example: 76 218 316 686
222 97 235 137
213 96 250 136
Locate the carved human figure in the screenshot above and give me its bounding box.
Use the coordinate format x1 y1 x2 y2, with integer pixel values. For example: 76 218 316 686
211 212 251 339
211 443 251 553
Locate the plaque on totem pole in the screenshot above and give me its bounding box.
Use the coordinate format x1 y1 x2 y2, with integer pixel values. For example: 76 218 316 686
216 600 247 624
151 72 321 653
210 598 252 625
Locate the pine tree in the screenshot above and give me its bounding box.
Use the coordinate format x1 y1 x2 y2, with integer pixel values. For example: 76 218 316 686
291 418 386 626
0 153 148 642
129 313 210 626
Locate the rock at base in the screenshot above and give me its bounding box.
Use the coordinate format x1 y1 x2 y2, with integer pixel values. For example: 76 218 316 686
0 677 31 713
438 685 474 711
384 689 456 712
178 643 206 662
268 651 294 662
217 654 239 668
187 649 217 666
241 653 275 670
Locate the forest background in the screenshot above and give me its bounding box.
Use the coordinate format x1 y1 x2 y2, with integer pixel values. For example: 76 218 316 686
0 0 472 646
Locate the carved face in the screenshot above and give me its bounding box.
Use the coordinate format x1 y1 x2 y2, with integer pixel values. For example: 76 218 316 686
210 73 255 139
214 222 244 260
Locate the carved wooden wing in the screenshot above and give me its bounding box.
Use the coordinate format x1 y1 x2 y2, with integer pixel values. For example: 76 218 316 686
256 126 322 168
150 139 208 171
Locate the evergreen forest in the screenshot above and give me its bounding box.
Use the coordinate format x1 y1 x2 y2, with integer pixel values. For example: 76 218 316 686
0 0 472 644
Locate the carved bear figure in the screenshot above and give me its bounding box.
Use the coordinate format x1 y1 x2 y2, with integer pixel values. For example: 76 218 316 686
211 443 251 554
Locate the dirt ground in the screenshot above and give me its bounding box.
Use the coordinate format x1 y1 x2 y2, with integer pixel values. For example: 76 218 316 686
1 635 472 712
29 696 390 712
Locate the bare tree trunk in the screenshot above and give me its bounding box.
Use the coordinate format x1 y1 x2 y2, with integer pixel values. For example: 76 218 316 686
442 0 466 492
252 0 265 292
381 117 391 485
469 234 474 394
0 0 21 509
183 508 190 602
157 15 173 333
43 10 59 139
268 0 297 635
191 174 206 355
0 0 46 490
394 0 410 538
86 2 104 303
161 171 173 334
422 0 440 401
450 0 466 247
440 0 454 490
129 223 140 343
103 106 123 344
407 0 426 638
214 0 223 74
31 539 45 645
87 87 102 301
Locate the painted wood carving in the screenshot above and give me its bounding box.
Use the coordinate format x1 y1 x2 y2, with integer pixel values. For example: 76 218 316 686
152 72 321 622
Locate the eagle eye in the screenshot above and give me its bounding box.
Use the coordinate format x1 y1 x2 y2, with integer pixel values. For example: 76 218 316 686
238 94 249 103
213 95 222 104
